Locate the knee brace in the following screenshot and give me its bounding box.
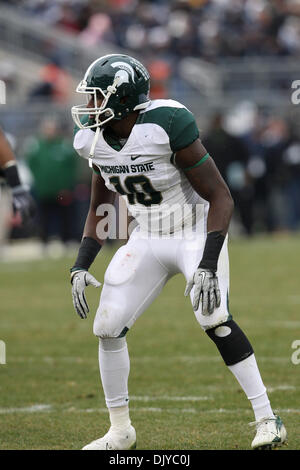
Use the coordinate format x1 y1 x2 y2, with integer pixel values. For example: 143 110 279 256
206 319 254 366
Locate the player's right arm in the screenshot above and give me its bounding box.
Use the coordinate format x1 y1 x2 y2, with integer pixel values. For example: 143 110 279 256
82 168 116 243
70 169 116 319
0 127 16 167
0 127 36 224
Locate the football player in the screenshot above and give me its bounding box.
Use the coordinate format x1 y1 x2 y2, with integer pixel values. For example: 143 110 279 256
0 127 35 224
70 54 287 450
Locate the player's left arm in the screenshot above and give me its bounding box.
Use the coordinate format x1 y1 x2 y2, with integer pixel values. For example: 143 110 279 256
176 138 234 314
176 138 234 236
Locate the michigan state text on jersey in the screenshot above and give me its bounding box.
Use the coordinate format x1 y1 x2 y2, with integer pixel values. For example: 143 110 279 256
70 54 287 451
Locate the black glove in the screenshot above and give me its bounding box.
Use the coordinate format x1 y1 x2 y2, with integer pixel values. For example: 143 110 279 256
3 163 36 224
11 185 36 224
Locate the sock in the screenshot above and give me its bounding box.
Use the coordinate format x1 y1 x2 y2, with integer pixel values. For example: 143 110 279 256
99 337 130 418
228 354 274 421
109 405 131 432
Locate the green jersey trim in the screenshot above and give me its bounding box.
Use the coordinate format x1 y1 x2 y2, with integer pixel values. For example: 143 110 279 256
102 128 125 152
92 165 101 175
183 153 210 172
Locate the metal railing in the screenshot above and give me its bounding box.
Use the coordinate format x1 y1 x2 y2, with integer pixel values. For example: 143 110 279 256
180 57 300 98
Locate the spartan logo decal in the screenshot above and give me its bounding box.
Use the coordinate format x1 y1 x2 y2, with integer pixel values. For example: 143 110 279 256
111 62 135 87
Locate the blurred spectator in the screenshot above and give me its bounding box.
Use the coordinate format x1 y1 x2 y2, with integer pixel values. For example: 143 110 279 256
0 60 17 98
148 60 171 99
278 15 300 54
203 112 254 235
282 136 300 231
262 117 300 232
79 12 115 46
57 3 82 33
242 116 269 233
4 0 300 62
25 118 79 244
28 57 72 104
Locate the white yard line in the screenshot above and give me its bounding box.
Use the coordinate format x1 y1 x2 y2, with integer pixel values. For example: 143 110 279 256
0 404 52 414
74 407 199 414
246 319 300 328
1 404 298 415
130 396 213 402
267 385 296 393
8 355 291 364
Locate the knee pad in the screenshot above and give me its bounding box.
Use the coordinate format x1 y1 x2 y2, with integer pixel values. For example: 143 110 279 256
206 319 254 366
104 242 146 286
93 303 128 338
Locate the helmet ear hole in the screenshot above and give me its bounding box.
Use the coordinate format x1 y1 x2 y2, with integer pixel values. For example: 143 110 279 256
120 96 129 104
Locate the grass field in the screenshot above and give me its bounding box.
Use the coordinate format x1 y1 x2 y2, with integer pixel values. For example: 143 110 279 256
0 235 299 450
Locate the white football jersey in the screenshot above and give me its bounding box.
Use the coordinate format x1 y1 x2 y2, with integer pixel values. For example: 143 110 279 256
73 99 209 235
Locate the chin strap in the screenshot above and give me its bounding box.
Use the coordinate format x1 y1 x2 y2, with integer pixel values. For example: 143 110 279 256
88 77 121 168
88 125 101 168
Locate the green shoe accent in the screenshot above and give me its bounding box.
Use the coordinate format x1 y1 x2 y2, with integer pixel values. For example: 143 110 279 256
129 441 137 450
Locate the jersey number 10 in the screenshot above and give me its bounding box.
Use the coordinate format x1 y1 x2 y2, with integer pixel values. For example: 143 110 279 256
109 175 162 207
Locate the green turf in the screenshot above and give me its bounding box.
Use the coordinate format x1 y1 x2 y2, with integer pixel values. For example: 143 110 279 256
0 235 299 450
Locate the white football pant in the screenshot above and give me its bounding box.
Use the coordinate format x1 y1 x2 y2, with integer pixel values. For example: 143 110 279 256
93 229 230 338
